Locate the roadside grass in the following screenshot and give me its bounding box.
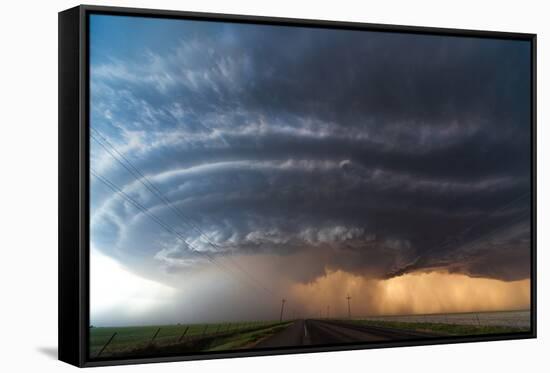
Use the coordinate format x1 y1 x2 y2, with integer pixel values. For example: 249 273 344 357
205 322 292 351
350 319 530 336
89 320 277 357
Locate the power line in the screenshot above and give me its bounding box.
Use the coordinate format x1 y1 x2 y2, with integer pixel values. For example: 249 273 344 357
346 295 352 319
428 205 531 266
279 299 286 322
91 129 278 297
448 211 531 255
91 130 302 318
386 191 531 278
91 168 277 295
437 192 531 253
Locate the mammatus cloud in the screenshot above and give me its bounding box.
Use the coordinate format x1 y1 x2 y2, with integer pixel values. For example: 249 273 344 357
89 15 531 324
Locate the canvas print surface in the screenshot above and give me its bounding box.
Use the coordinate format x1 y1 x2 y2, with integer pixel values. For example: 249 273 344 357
88 14 532 359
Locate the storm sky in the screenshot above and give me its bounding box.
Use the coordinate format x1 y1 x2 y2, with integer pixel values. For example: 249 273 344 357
89 15 532 326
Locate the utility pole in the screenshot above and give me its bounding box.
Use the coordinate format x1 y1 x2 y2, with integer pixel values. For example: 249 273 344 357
279 299 286 322
346 295 352 319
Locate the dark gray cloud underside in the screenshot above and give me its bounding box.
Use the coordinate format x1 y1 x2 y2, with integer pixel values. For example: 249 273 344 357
90 18 532 284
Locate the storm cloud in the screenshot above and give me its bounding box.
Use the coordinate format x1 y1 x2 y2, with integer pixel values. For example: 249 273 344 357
89 13 532 305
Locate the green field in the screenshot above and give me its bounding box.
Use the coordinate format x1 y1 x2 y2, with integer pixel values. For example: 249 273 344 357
89 320 288 357
90 313 530 358
349 319 530 336
204 323 291 351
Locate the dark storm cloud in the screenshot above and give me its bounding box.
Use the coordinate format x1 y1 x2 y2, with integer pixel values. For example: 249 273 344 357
90 16 531 285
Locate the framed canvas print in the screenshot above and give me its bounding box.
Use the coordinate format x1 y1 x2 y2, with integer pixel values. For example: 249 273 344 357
58 5 537 367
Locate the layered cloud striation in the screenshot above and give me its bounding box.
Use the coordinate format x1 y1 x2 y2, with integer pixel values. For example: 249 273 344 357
89 15 532 323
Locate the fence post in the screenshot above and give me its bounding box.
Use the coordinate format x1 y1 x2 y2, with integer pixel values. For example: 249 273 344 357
96 332 117 358
149 328 161 347
178 326 190 342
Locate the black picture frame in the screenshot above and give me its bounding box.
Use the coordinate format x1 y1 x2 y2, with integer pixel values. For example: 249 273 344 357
59 4 537 368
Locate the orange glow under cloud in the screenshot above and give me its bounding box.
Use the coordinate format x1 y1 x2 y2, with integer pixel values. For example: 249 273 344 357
290 270 530 317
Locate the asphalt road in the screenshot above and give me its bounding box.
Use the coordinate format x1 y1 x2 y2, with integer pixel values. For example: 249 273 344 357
255 319 436 348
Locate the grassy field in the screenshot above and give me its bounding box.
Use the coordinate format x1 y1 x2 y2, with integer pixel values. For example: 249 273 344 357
90 311 530 357
357 310 530 328
349 319 530 336
204 323 291 351
89 320 287 357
